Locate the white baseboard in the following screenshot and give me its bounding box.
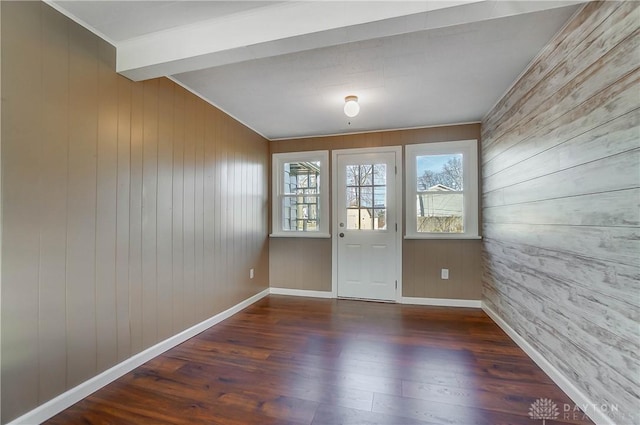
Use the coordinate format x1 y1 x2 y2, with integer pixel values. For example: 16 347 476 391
268 290 482 309
401 297 481 308
481 302 613 425
269 287 333 298
8 288 270 425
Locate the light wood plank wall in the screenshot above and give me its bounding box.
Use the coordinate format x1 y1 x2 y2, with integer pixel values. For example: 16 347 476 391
270 124 482 299
0 2 269 423
481 2 639 423
0 3 3 421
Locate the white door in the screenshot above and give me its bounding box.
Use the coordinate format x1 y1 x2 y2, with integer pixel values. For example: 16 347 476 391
334 148 401 301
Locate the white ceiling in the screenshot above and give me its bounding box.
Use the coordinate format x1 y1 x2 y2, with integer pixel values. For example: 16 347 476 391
54 1 284 42
49 1 583 140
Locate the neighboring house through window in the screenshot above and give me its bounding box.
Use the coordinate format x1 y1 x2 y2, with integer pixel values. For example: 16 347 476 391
405 140 479 239
271 150 329 237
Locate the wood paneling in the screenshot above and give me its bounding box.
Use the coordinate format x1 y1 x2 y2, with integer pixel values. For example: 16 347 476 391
116 76 132 362
269 125 483 299
270 238 332 291
0 2 2 418
66 20 99 389
0 2 269 423
481 2 640 424
95 38 119 375
39 3 69 402
171 86 186 332
1 1 41 417
129 79 145 356
481 2 634 158
403 239 482 300
141 79 159 348
157 78 175 342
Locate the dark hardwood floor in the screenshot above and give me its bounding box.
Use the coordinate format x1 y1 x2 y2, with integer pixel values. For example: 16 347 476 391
47 296 594 424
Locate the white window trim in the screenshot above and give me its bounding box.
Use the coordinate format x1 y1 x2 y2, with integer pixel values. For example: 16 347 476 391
405 140 480 239
271 150 330 238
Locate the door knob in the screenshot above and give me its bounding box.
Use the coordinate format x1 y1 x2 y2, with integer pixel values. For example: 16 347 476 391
339 233 345 238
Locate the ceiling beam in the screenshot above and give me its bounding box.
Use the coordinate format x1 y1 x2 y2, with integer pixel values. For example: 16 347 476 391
117 1 484 80
116 0 582 81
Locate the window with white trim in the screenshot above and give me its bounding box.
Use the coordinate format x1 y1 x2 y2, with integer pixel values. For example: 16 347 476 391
405 140 479 239
272 151 329 237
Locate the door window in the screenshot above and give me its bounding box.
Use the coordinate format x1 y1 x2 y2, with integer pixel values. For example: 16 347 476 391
344 164 387 230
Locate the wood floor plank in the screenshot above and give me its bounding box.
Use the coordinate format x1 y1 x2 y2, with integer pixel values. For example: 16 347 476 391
312 403 432 425
46 296 594 425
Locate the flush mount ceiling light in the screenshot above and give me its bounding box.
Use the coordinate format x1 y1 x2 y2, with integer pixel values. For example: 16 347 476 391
343 95 360 118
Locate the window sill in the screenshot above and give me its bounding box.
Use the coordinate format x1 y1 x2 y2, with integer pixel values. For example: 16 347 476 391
404 235 482 240
270 233 331 239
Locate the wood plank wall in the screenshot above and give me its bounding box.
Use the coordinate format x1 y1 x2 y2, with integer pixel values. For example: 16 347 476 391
481 2 639 423
0 2 3 421
270 125 483 299
0 2 269 423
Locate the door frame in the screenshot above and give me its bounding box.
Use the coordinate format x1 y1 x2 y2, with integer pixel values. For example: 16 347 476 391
331 146 403 302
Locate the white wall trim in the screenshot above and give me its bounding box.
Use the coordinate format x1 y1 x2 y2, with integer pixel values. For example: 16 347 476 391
268 121 482 142
402 297 481 308
269 287 333 299
482 302 614 425
269 289 484 310
268 291 483 310
7 288 270 425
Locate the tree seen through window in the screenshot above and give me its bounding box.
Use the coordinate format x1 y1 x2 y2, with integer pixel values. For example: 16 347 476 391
416 154 463 233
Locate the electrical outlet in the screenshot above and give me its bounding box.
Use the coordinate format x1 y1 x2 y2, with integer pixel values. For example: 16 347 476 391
441 268 449 280
250 268 254 279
